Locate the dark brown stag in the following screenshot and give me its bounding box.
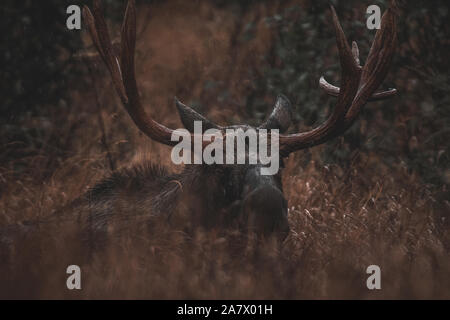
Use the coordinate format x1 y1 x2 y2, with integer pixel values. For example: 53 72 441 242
72 0 398 243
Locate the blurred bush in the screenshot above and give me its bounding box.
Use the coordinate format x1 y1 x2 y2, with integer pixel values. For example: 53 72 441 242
0 0 159 173
0 0 82 122
0 0 160 123
0 1 84 177
395 0 450 187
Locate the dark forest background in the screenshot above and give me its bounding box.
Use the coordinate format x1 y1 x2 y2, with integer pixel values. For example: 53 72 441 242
0 0 449 299
1 0 448 188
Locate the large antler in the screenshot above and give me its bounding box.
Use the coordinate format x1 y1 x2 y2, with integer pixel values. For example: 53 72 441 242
279 1 398 156
83 0 179 146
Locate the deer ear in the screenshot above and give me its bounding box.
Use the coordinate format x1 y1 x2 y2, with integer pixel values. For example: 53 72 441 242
259 94 293 133
175 98 220 133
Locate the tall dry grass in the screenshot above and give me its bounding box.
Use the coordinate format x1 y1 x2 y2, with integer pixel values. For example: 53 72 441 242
0 0 448 299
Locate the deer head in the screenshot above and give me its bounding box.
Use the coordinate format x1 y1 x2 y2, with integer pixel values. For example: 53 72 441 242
83 0 398 240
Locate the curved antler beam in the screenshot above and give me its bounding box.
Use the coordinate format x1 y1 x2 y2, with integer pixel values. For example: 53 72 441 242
84 0 221 148
279 1 398 156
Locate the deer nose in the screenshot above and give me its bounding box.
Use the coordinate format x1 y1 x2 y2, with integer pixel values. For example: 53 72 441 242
242 184 289 237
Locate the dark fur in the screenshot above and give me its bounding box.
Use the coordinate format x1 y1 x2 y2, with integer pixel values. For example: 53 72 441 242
0 98 293 253
67 155 287 244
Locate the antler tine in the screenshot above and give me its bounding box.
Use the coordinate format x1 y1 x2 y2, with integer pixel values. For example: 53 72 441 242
320 32 397 102
326 5 361 125
280 1 397 155
319 77 397 101
347 2 398 119
278 5 361 154
352 41 361 67
82 6 105 62
84 0 180 146
83 1 128 104
332 38 393 99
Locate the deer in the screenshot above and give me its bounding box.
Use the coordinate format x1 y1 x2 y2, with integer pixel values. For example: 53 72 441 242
0 0 398 252
68 0 398 243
